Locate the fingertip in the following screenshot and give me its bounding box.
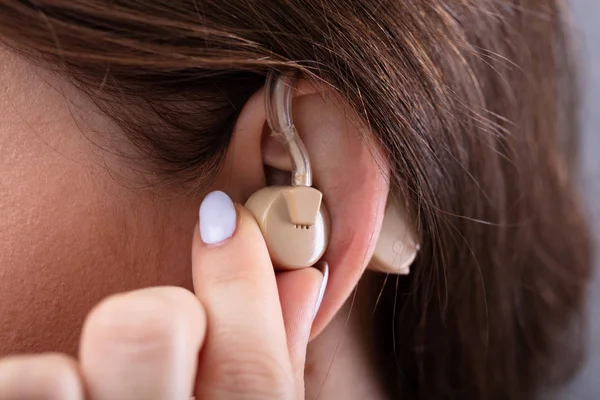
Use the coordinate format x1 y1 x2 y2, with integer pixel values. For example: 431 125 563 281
80 287 206 400
0 353 83 400
274 264 325 390
191 202 272 287
81 287 206 351
276 265 324 348
192 199 260 260
313 261 329 320
198 191 238 245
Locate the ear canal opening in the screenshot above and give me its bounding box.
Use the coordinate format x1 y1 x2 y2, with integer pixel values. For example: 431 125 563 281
264 165 292 187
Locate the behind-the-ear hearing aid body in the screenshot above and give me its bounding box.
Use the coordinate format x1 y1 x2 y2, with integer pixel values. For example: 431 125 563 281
244 70 330 270
245 69 419 273
369 198 420 275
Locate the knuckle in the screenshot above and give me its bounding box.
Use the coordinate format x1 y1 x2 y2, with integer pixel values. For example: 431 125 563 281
38 353 80 375
210 351 294 399
206 266 264 288
84 287 199 349
35 354 83 399
0 354 83 399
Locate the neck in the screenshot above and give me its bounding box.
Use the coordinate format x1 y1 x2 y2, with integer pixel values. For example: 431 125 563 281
305 273 388 400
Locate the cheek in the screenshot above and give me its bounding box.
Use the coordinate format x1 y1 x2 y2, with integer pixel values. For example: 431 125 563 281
0 154 196 356
0 47 196 356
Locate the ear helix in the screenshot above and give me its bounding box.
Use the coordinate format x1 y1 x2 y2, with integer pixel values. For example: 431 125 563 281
244 70 330 270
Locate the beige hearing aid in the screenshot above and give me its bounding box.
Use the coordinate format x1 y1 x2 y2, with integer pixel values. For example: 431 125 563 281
369 198 420 275
245 69 419 273
244 70 330 270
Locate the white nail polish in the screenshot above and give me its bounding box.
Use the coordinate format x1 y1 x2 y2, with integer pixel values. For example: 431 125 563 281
199 191 237 244
313 262 329 320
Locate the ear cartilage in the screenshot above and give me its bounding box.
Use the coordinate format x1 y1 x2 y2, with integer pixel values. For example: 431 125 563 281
244 70 330 270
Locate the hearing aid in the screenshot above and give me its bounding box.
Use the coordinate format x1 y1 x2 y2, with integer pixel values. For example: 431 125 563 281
369 197 420 275
244 70 331 270
245 69 420 273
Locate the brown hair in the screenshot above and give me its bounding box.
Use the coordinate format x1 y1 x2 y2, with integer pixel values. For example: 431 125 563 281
0 0 591 398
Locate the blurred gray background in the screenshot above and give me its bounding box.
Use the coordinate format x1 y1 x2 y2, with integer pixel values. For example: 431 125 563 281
551 1 599 399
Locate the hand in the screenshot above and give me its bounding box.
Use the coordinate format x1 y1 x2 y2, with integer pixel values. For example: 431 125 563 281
0 191 326 399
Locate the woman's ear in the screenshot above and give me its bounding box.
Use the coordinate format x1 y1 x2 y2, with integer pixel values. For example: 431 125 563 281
215 78 391 337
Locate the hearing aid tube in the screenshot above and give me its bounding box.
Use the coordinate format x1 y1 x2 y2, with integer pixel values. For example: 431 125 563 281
265 70 312 187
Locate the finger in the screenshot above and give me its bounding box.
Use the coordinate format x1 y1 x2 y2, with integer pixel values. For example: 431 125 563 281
79 287 206 400
0 353 83 400
192 191 294 399
276 261 327 392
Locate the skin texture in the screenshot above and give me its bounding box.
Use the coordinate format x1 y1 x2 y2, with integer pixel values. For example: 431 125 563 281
0 45 198 355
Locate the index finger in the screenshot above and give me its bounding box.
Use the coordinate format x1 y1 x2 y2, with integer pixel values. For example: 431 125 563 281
192 191 294 399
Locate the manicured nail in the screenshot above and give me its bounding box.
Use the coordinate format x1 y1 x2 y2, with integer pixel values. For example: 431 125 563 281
313 261 329 320
199 191 237 245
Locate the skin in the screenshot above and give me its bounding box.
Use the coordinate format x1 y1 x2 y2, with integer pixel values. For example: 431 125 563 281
0 44 391 398
0 45 198 355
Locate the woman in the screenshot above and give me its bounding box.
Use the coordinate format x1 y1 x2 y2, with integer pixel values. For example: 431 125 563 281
0 0 591 398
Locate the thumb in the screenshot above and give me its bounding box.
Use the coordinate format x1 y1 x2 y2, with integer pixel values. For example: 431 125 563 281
276 262 328 390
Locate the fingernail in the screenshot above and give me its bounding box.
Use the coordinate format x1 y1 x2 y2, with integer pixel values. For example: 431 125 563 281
313 261 329 320
199 191 237 245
